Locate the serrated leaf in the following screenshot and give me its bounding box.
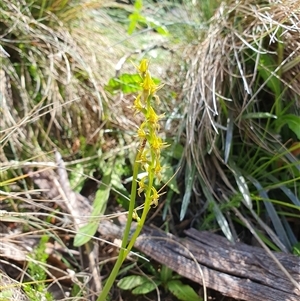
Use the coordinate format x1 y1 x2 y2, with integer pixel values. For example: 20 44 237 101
167 280 203 301
117 275 149 290
73 167 112 247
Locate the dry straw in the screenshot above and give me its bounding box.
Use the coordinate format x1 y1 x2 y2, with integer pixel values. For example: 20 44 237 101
0 0 127 162
185 0 300 189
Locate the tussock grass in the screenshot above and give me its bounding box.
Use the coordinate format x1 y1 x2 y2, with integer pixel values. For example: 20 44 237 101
184 0 300 255
0 0 130 164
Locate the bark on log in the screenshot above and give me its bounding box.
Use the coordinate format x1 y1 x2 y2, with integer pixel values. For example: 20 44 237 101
98 221 300 301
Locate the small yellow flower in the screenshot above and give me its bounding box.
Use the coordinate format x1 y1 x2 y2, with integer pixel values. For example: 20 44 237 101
154 160 162 181
133 94 143 114
138 59 149 74
142 71 157 94
150 135 169 155
137 177 147 196
150 187 160 207
137 149 149 168
132 209 140 221
137 127 147 140
146 106 164 129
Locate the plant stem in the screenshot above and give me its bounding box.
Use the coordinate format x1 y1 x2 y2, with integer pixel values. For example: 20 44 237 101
97 150 141 301
126 170 154 252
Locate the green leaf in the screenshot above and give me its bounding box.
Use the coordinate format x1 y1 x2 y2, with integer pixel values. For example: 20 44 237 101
167 280 203 301
224 110 234 164
117 275 149 290
132 280 160 295
128 12 143 34
105 73 161 95
228 160 252 209
248 176 291 251
275 114 300 139
155 25 169 36
0 289 13 299
198 174 234 242
292 242 300 256
180 164 196 221
105 73 142 95
160 265 173 283
134 0 143 10
242 112 277 119
258 54 280 96
73 166 112 247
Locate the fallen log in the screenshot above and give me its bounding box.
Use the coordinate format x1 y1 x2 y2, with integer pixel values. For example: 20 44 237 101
99 221 300 301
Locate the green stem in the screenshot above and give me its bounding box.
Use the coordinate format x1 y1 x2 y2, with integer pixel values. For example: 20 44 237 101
126 169 154 252
97 150 141 301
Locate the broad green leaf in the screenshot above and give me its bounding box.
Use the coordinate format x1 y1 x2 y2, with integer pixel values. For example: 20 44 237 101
105 73 160 95
275 114 300 139
132 280 160 295
117 275 149 290
105 74 142 95
167 280 203 301
73 167 112 247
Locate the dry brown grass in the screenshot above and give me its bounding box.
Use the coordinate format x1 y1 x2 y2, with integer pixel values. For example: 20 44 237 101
0 0 140 165
184 0 300 192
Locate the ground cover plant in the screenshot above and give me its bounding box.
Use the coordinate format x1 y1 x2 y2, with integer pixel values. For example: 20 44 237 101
1 0 300 300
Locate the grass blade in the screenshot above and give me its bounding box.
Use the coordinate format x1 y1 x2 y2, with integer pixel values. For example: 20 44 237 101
180 164 196 221
74 166 112 247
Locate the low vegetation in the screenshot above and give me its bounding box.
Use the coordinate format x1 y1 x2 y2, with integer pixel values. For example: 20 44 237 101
0 0 299 300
